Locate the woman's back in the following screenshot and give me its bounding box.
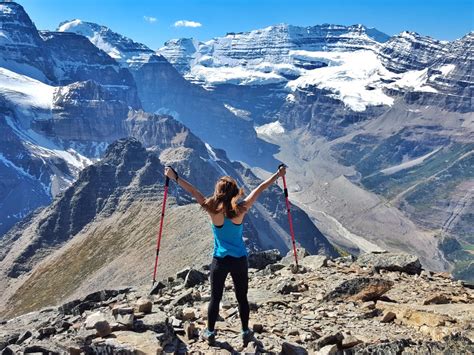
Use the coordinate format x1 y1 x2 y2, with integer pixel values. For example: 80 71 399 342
211 215 246 258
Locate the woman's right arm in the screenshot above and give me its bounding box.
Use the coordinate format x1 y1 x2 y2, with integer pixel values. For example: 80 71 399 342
243 165 286 209
164 167 206 205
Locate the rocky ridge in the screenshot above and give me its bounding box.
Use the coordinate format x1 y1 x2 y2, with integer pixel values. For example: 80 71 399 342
0 251 472 354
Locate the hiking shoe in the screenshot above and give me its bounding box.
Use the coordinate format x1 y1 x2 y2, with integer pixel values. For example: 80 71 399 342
200 328 216 345
242 329 254 345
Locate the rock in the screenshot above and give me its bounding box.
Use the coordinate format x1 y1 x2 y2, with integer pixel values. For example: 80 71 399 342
184 269 207 288
265 263 286 273
357 252 422 275
149 281 166 295
324 277 393 301
341 335 363 349
423 294 450 305
84 312 111 337
253 323 264 333
281 248 309 265
248 249 282 269
316 344 338 355
170 289 194 306
37 326 56 339
112 305 134 316
135 311 168 333
288 328 299 336
281 341 309 355
300 255 328 270
16 330 32 345
23 345 61 354
316 332 344 349
115 313 134 327
184 321 196 340
176 267 191 280
113 330 163 354
182 307 196 321
381 311 397 323
135 299 153 314
375 301 454 328
276 280 300 294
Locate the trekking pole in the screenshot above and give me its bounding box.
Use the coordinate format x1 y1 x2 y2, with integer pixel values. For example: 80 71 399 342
278 164 299 268
151 167 173 287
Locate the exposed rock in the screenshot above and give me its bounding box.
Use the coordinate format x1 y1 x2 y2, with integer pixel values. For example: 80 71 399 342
300 255 328 270
182 308 196 321
380 311 396 323
281 248 310 265
84 312 111 337
248 249 282 269
112 330 163 354
276 280 300 294
281 341 308 355
316 344 338 355
324 277 393 301
341 335 362 349
357 252 422 275
423 294 451 305
134 299 152 314
184 269 208 288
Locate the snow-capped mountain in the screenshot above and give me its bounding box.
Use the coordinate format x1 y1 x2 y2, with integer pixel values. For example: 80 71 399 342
58 19 279 166
0 2 140 235
378 31 448 73
0 0 472 283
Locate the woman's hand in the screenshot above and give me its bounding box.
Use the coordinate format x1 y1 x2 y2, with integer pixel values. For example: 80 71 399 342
277 164 286 177
164 167 178 181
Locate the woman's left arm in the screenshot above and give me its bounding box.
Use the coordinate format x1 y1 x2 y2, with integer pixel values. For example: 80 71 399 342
164 167 205 205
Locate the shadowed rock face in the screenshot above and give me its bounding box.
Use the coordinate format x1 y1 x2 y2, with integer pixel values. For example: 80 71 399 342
0 2 55 82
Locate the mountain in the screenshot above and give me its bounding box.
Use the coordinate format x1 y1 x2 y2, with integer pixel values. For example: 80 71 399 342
0 251 473 353
0 111 337 318
0 0 472 308
159 23 472 278
58 19 279 167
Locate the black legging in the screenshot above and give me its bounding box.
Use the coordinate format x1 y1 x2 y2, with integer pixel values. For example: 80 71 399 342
208 255 250 332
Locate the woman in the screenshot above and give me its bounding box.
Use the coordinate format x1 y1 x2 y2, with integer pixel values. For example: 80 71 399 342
164 165 286 345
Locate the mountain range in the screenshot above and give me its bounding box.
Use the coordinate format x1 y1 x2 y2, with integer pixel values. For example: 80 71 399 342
0 1 472 319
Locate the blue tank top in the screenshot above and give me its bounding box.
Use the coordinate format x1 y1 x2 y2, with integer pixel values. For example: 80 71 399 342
211 217 247 258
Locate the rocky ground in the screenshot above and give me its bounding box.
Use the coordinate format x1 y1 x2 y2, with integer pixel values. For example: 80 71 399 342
1 250 473 354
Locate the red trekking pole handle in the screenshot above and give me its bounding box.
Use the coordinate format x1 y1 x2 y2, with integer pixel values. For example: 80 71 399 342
278 164 299 268
152 172 170 286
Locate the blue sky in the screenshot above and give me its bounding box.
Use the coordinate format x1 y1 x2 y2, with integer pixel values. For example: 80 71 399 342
19 0 473 49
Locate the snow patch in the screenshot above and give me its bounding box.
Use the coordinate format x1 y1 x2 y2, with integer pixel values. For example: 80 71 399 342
438 64 456 76
224 104 251 119
190 65 286 86
287 50 394 112
389 68 438 93
381 147 442 175
0 67 54 109
205 143 229 176
255 121 285 138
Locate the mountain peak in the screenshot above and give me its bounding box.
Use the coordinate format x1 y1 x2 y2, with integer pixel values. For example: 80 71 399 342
58 19 155 67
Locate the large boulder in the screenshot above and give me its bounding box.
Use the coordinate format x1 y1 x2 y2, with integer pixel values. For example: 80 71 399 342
357 252 422 275
248 249 282 269
324 277 394 302
280 248 309 265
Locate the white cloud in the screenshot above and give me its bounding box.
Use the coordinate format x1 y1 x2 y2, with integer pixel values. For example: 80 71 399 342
143 16 157 23
174 20 202 28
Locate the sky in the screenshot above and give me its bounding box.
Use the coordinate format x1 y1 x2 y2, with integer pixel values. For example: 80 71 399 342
18 0 474 49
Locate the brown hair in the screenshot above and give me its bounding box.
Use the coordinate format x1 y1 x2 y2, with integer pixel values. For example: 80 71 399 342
202 176 247 218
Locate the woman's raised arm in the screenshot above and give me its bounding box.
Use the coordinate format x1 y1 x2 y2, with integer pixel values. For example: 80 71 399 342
243 165 286 209
164 167 206 205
